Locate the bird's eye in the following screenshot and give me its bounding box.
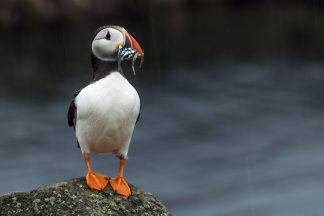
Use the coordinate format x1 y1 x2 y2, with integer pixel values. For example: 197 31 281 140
105 31 111 40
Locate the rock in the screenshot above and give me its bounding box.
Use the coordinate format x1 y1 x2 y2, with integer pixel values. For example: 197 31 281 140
0 178 171 216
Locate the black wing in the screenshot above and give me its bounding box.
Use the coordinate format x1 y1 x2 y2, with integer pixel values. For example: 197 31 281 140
67 90 80 128
136 106 141 124
67 90 81 148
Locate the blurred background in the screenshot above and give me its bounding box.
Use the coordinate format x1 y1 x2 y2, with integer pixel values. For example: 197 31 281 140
1 0 324 215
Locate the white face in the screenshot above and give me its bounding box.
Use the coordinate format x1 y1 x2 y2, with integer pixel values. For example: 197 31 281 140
91 27 125 61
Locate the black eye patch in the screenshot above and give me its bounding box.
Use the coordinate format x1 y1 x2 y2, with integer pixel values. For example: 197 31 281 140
105 31 111 40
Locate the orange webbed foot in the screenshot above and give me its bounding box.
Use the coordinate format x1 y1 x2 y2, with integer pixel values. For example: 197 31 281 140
86 171 109 191
109 176 131 196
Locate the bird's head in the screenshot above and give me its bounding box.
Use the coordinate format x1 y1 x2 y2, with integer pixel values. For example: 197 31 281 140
91 25 144 72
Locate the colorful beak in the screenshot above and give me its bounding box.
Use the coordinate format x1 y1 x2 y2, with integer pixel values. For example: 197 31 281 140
126 31 144 64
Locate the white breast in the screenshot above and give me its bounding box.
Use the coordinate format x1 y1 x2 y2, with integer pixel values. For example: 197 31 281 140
75 72 140 156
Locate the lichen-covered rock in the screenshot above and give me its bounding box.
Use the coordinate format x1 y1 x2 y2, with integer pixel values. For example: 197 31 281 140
0 178 171 216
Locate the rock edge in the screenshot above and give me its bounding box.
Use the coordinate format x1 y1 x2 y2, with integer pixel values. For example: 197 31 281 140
0 178 171 216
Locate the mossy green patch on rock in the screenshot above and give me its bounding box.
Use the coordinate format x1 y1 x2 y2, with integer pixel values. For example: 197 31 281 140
0 178 171 216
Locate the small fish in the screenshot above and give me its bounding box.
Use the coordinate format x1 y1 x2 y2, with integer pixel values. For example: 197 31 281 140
132 53 138 75
118 46 144 75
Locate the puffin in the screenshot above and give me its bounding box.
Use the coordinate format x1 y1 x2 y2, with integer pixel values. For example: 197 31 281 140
67 25 144 197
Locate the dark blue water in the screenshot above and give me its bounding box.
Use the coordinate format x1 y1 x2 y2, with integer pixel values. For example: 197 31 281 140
1 60 324 216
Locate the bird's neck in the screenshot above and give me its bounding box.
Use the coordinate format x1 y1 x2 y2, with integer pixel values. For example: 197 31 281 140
92 61 122 82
